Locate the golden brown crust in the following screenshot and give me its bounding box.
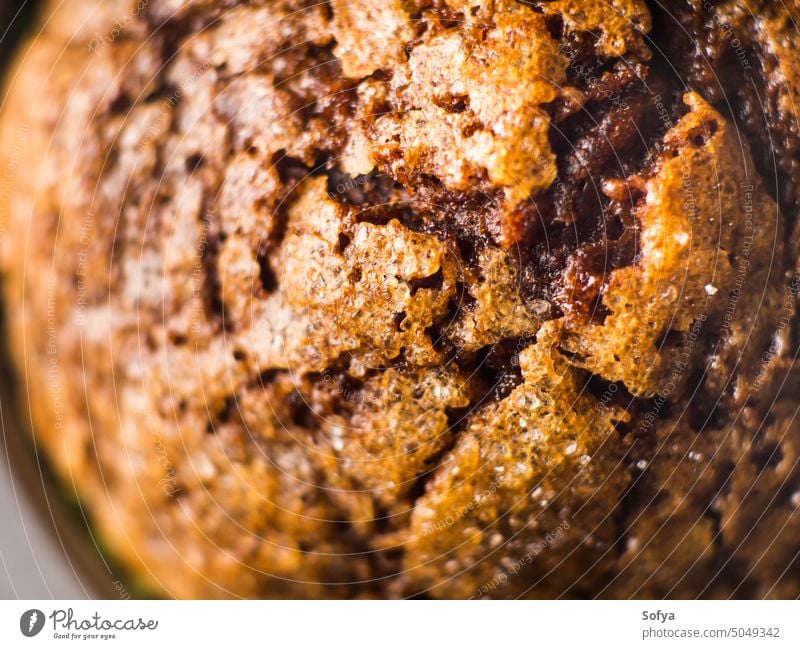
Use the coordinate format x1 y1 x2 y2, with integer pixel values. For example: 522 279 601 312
2 0 800 598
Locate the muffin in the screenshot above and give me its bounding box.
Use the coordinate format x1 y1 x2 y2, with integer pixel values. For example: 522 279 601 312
2 0 800 598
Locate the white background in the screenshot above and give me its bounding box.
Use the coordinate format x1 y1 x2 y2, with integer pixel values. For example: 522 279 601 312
0 600 797 648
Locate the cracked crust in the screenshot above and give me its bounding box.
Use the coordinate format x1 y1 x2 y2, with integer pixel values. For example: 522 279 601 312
2 0 800 598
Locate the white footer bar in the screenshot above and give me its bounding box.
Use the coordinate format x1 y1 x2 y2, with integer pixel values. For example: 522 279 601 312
0 600 797 647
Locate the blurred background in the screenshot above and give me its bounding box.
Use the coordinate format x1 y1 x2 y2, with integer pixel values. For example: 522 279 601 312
0 0 90 599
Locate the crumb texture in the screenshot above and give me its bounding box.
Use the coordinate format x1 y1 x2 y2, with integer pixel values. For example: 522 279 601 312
2 0 800 598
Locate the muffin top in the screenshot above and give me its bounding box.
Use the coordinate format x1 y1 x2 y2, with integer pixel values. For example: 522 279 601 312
2 0 800 598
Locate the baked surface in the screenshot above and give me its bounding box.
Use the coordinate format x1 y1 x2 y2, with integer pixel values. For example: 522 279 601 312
2 0 800 597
